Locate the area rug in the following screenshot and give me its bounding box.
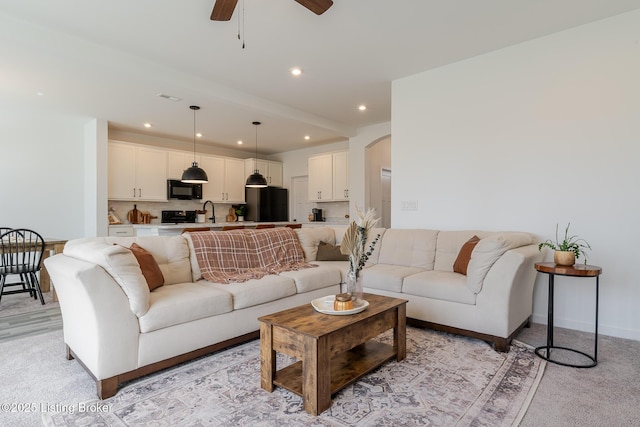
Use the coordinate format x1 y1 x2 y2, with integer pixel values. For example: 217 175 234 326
42 327 545 426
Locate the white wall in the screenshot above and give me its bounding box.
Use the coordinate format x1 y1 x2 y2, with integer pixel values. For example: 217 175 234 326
0 106 88 239
392 10 640 339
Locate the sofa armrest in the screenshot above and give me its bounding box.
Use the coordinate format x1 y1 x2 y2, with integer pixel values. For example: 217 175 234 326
474 244 543 337
44 254 140 379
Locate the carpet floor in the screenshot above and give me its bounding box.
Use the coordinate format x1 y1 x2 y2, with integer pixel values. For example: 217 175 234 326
32 327 544 427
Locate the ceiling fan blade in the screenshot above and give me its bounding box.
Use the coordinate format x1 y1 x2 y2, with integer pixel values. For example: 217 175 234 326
210 0 238 21
294 0 333 15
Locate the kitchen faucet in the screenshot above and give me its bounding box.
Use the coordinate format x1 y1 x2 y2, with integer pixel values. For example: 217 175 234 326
202 200 215 223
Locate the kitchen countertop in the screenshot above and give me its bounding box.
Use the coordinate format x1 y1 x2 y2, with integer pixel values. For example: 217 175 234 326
110 222 289 229
109 221 343 229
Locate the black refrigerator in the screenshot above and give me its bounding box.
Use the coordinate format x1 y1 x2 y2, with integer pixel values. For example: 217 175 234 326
245 187 289 222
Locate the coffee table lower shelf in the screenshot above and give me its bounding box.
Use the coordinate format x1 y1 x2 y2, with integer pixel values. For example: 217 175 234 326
273 341 396 396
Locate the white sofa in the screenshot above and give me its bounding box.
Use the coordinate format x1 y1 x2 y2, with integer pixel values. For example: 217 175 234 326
44 226 541 399
298 227 542 352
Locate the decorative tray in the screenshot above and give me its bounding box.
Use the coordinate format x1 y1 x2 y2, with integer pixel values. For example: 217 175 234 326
311 295 369 316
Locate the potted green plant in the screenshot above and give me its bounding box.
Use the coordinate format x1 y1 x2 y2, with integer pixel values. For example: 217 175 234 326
234 205 247 222
538 223 591 266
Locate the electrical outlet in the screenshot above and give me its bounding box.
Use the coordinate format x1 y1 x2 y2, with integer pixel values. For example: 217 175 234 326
400 200 418 211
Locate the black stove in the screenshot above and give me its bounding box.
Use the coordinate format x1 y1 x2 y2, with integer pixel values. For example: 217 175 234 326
161 210 197 224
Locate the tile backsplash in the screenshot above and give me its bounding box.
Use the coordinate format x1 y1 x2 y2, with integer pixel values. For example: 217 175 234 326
109 199 350 225
108 200 235 224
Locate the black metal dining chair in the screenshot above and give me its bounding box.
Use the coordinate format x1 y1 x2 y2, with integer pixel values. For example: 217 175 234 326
0 227 29 295
0 228 46 305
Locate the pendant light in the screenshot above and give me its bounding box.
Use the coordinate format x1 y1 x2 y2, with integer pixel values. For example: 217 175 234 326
181 105 208 183
245 121 268 188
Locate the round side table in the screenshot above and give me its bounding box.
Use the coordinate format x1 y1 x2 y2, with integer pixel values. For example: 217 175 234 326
534 262 602 368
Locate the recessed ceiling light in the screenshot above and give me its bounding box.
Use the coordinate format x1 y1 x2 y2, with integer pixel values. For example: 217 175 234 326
196 133 202 138
358 105 367 111
144 123 152 128
290 67 303 76
36 92 44 96
304 135 310 140
237 140 243 145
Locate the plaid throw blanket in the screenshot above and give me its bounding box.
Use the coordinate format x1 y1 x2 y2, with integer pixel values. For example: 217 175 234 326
189 227 316 283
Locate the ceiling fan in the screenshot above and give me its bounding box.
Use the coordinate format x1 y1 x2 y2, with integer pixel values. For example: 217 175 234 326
210 0 333 21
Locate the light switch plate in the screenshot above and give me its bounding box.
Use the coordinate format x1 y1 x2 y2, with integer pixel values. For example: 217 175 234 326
400 200 418 211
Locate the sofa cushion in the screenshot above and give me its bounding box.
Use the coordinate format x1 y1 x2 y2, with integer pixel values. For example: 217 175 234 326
452 235 480 275
466 232 535 293
434 230 488 271
138 282 233 333
129 243 165 291
206 275 297 310
361 263 425 293
64 240 151 317
183 232 203 282
280 264 342 293
316 241 348 261
294 227 336 261
130 236 193 286
311 260 350 284
376 229 439 269
403 270 476 305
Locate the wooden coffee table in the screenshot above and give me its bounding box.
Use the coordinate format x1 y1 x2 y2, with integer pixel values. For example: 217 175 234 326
258 293 407 415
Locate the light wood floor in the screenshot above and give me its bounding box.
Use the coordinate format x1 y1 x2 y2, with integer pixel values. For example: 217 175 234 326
0 307 62 343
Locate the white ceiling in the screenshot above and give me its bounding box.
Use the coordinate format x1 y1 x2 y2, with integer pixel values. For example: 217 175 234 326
2 0 640 155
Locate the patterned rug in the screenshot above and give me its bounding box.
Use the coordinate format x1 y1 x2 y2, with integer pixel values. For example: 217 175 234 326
42 327 545 427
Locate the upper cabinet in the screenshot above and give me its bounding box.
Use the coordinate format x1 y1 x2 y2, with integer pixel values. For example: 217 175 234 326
201 155 246 203
244 158 283 187
308 151 349 202
308 154 333 201
167 151 201 180
108 142 254 204
108 141 167 201
332 151 349 201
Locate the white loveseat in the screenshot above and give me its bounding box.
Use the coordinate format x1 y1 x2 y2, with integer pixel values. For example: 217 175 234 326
45 226 541 399
297 227 543 351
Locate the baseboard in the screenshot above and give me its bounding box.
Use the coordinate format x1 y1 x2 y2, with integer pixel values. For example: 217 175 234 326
531 313 640 341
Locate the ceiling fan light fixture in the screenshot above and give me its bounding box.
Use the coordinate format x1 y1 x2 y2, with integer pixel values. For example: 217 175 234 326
246 121 268 188
182 105 208 184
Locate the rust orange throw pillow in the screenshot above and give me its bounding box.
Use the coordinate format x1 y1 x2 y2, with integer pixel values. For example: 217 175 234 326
129 243 165 291
453 235 480 275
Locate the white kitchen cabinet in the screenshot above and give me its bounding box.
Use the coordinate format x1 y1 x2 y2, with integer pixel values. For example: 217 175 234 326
332 151 349 201
224 157 246 202
308 151 349 202
201 155 246 203
108 141 167 201
108 226 134 237
308 154 333 201
244 158 283 187
167 151 201 180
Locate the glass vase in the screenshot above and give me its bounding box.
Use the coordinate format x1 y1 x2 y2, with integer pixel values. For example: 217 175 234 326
347 271 363 303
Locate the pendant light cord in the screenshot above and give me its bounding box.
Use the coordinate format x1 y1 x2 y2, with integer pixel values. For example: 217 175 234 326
193 108 196 162
190 105 200 163
254 121 260 171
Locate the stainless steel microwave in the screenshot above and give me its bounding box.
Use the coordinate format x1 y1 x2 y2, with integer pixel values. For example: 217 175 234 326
167 179 203 200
